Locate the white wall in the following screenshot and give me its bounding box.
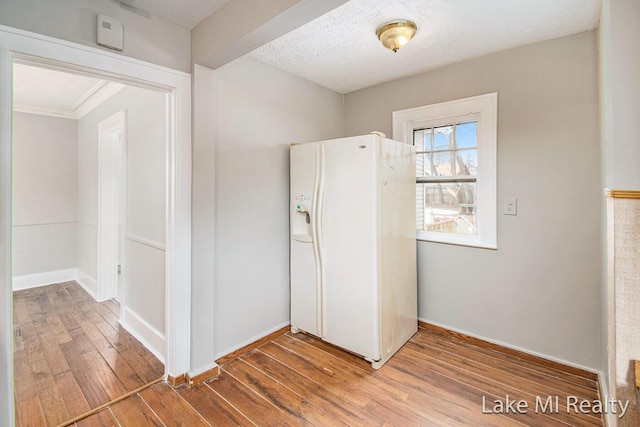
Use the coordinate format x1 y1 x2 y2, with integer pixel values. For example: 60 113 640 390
12 113 77 283
77 85 166 350
345 31 602 370
0 0 190 72
191 56 344 366
77 108 99 287
123 87 166 338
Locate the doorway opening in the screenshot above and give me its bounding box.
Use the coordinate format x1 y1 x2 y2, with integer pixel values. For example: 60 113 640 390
12 58 168 354
0 27 192 426
10 58 173 425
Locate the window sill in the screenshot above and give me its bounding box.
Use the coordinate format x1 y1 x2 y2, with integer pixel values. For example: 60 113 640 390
416 231 497 250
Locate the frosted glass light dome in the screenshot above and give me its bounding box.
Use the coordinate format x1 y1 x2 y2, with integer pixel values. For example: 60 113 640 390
376 20 417 52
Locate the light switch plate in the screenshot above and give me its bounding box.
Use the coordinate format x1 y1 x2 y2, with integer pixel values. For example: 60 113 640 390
503 197 517 215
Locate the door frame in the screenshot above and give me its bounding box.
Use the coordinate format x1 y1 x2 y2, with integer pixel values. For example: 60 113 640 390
0 25 192 425
98 110 127 303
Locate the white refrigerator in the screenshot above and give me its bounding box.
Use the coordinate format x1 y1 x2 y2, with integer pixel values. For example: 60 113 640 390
290 133 417 369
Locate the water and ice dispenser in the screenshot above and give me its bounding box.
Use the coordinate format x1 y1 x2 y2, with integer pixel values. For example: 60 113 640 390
292 193 313 242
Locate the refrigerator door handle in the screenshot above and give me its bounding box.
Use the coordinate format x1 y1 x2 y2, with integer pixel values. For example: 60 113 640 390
316 143 326 338
311 143 323 337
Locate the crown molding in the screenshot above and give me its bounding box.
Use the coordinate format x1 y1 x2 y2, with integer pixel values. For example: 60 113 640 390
74 81 125 119
13 80 124 120
13 103 76 119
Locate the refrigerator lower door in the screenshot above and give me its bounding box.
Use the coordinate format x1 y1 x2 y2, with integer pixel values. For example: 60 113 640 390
290 240 318 334
290 143 319 335
320 136 380 361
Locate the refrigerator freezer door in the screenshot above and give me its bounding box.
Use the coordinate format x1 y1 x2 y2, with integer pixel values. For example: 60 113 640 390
320 135 380 361
290 143 319 335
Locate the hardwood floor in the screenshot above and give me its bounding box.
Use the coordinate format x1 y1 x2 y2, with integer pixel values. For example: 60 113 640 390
75 327 603 426
13 281 164 427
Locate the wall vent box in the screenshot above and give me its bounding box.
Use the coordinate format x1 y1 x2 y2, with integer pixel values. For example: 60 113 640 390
97 15 123 51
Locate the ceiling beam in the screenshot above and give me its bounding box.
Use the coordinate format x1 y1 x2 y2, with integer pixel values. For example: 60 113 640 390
191 0 348 69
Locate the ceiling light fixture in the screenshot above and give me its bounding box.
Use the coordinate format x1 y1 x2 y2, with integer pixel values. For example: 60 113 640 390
376 20 417 52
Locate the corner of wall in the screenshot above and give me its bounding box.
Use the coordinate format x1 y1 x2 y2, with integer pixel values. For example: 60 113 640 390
120 306 166 363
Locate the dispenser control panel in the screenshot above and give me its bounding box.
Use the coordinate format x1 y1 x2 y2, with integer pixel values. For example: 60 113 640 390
294 193 312 203
294 193 313 211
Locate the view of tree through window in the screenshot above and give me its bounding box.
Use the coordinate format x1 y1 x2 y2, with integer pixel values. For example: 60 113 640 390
414 120 478 235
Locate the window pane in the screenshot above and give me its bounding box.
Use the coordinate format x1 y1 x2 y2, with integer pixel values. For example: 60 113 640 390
432 151 454 176
433 125 452 151
425 153 435 176
417 182 477 235
455 121 477 149
413 129 425 151
416 152 426 177
455 149 477 176
413 127 432 152
416 153 433 177
416 181 424 230
424 127 432 151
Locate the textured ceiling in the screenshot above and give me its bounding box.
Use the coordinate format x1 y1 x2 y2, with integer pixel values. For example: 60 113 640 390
12 1 602 108
250 0 601 94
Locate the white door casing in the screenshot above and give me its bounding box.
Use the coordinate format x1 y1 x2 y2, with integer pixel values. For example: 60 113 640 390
98 110 126 303
0 44 13 427
0 25 192 425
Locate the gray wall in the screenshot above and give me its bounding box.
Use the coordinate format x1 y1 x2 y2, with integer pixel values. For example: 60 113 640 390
345 31 602 370
0 0 190 72
191 56 344 368
12 113 78 278
191 64 216 371
601 0 640 190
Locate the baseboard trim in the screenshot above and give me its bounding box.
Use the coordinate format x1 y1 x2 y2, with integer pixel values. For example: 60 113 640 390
418 320 599 381
75 272 100 301
166 373 186 387
215 323 290 366
597 372 610 427
12 268 78 291
120 307 165 363
186 364 220 388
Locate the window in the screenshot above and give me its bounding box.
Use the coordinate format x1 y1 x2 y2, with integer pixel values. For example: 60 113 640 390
393 93 497 249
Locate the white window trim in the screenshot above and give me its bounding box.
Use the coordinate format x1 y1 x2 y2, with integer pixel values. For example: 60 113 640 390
392 93 497 249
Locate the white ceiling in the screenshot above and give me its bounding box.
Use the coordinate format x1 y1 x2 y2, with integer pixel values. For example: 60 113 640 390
250 0 601 93
13 64 124 119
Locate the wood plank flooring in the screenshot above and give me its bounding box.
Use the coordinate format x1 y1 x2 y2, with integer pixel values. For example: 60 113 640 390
76 327 604 426
13 281 164 427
